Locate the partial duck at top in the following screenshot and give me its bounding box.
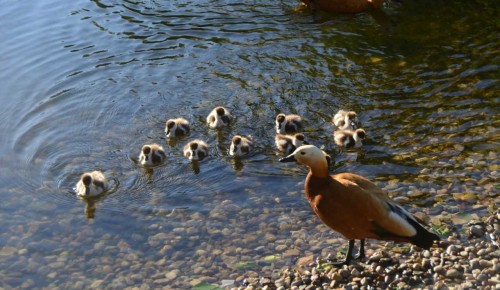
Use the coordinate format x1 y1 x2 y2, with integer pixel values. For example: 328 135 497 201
280 145 439 265
300 0 386 14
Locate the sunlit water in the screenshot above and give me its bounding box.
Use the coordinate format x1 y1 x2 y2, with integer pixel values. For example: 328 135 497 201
0 0 498 288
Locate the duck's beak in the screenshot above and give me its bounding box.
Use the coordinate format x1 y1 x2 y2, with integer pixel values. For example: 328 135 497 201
303 140 310 145
279 153 296 163
85 187 90 196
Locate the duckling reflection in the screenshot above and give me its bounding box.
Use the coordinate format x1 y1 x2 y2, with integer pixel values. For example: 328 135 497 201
138 144 166 166
275 113 302 134
229 135 252 157
206 106 231 128
75 171 107 197
183 139 209 161
333 110 359 130
165 118 190 138
275 133 309 154
334 129 366 148
84 198 97 219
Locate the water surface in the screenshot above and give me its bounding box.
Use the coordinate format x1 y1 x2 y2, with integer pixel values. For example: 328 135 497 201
0 0 498 288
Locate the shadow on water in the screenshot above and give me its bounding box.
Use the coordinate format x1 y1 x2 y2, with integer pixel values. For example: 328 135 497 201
0 0 498 288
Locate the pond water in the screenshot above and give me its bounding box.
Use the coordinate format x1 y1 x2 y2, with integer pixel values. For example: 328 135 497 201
0 0 498 288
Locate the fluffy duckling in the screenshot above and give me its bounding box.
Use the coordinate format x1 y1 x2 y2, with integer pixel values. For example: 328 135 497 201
206 106 231 128
229 135 252 157
275 113 302 134
138 144 166 166
275 133 309 155
183 139 209 161
165 118 190 138
333 110 359 130
280 145 440 265
334 128 366 148
75 171 107 197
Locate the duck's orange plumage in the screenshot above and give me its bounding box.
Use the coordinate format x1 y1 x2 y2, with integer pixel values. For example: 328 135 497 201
280 145 439 265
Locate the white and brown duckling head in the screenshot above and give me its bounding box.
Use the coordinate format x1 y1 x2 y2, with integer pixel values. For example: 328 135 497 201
275 113 302 134
139 143 166 166
206 106 231 128
333 110 359 130
165 118 190 138
76 171 108 197
334 128 366 148
275 133 309 155
229 135 252 157
183 139 209 161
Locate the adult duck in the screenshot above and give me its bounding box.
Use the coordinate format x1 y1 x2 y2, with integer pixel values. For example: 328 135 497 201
301 0 386 14
280 145 439 265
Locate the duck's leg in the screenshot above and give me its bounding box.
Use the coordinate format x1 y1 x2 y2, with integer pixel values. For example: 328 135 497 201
354 239 366 260
327 240 354 266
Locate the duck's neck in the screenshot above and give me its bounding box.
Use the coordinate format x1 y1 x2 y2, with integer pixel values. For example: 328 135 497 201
308 163 330 178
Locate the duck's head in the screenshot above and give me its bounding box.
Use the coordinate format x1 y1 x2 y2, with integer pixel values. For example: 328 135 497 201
232 135 242 146
165 120 175 136
293 133 309 146
355 129 366 140
216 107 226 116
81 174 93 195
141 145 152 160
276 113 285 123
280 145 329 176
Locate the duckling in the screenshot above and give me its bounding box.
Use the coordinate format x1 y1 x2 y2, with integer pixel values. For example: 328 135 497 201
138 143 166 166
165 118 190 138
275 113 302 134
334 128 366 148
229 135 252 157
280 145 440 266
333 110 359 130
206 106 231 128
75 171 107 197
275 133 309 155
183 139 209 161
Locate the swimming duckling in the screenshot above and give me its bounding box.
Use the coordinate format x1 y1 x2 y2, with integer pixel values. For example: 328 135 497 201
138 144 166 166
280 145 440 266
206 106 231 128
275 133 309 155
333 110 359 130
183 139 209 161
75 171 107 197
229 135 252 157
334 128 366 148
165 118 190 138
275 113 302 134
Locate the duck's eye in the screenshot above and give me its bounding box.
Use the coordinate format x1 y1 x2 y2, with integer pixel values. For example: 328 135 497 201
300 152 306 155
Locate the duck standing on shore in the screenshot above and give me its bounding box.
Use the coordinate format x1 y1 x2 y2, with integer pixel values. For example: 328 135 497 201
280 145 439 265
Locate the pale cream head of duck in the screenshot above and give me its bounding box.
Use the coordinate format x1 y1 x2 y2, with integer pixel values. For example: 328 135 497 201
139 143 166 166
183 139 209 161
333 110 359 130
206 106 231 128
230 135 252 156
165 118 190 138
76 171 108 197
275 113 302 134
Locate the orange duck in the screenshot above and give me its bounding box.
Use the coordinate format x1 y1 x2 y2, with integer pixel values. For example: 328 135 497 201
301 0 386 14
280 145 439 265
